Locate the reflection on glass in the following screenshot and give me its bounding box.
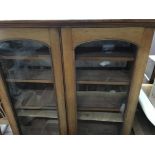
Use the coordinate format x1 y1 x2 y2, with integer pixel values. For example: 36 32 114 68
0 40 49 56
0 40 59 135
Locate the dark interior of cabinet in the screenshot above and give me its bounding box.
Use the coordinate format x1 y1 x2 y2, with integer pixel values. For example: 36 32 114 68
75 40 137 135
0 40 59 135
78 121 122 135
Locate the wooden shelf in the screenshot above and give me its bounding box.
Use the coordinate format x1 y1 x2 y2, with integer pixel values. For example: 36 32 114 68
76 51 135 61
17 110 58 119
77 91 127 112
16 106 56 110
77 69 130 85
78 112 123 123
0 55 50 60
7 79 52 83
6 68 53 83
15 89 56 110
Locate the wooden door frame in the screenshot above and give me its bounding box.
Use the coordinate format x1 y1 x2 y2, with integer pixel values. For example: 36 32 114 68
49 29 67 134
61 27 153 134
122 29 154 134
0 72 19 134
61 28 77 134
0 28 67 134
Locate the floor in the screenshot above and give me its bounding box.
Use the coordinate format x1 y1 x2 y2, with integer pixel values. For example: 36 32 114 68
133 105 155 135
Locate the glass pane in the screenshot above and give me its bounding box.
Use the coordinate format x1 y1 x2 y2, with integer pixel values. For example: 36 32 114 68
75 40 137 135
0 40 49 56
0 40 59 135
75 40 137 58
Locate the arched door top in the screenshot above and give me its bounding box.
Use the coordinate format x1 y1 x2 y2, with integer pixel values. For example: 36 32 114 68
75 40 137 57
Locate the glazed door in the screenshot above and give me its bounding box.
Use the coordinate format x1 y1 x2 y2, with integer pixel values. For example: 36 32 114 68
0 28 67 134
61 28 153 134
